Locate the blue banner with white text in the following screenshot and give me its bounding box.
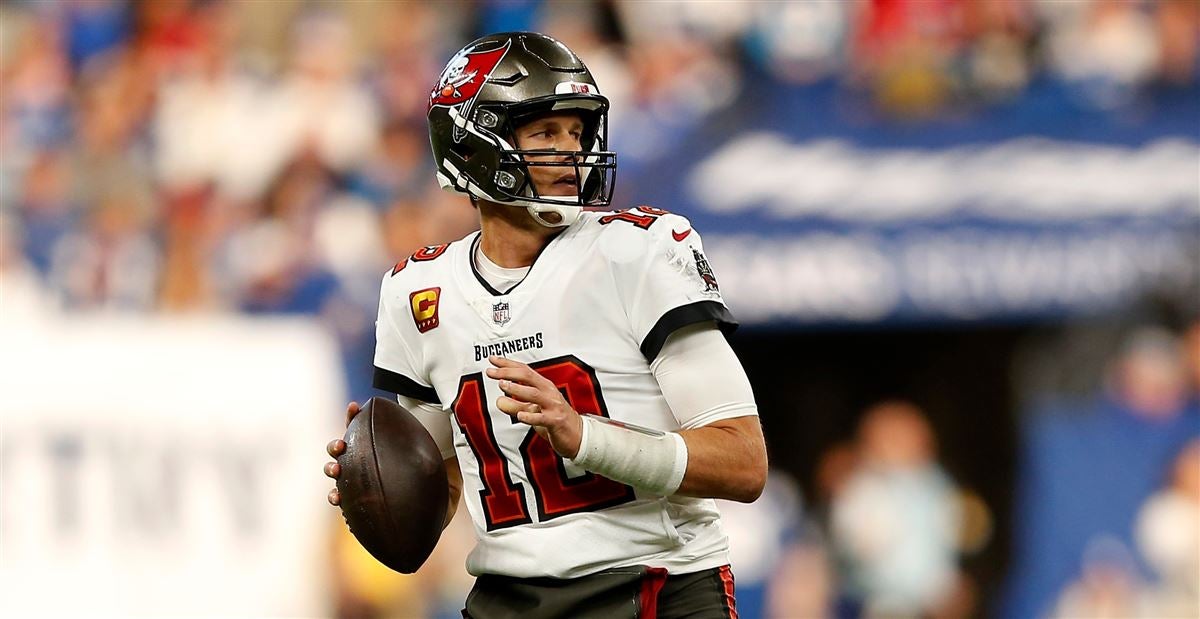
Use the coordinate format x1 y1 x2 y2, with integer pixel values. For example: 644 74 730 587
615 80 1200 326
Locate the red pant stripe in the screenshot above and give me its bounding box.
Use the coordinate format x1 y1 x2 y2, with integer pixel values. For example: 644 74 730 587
718 565 738 619
638 567 669 619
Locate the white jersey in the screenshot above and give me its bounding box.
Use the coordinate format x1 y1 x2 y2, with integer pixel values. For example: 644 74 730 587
372 207 745 578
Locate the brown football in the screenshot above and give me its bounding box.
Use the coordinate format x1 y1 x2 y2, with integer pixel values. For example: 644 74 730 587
336 396 448 573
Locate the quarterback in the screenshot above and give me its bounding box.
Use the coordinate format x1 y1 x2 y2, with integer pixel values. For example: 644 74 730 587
325 32 766 618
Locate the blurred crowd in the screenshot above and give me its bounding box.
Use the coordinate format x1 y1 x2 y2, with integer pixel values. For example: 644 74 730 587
3 0 1198 329
721 400 985 619
1005 322 1200 619
2 2 1197 618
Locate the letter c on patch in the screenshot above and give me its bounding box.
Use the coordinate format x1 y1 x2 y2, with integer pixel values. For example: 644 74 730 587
409 287 441 333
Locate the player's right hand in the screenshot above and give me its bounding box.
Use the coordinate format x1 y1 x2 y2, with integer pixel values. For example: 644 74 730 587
324 401 361 506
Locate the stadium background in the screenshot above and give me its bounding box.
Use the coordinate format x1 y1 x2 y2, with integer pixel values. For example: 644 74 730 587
0 1 1197 618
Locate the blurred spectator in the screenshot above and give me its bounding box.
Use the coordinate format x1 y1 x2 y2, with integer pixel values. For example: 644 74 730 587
269 10 379 177
849 0 966 119
156 184 224 312
1052 536 1148 618
154 1 270 200
1043 0 1161 109
831 401 963 617
1 13 73 153
0 213 54 321
347 120 430 208
960 1 1036 102
134 0 207 76
70 53 156 217
47 190 159 310
1110 326 1193 420
607 2 742 160
221 152 341 315
1135 439 1200 616
313 194 387 303
767 532 836 619
1005 326 1200 618
816 441 859 508
744 2 850 85
1155 0 1200 84
14 149 76 274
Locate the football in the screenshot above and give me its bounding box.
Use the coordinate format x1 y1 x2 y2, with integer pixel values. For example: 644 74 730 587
336 396 448 574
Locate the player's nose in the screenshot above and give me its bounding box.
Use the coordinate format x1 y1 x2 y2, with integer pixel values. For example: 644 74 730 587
553 132 582 154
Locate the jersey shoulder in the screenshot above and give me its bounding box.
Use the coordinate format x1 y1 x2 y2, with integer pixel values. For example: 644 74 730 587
374 235 473 388
579 206 698 261
379 234 472 294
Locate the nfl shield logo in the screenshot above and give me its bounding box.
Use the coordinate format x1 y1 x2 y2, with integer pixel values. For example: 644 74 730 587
492 301 511 326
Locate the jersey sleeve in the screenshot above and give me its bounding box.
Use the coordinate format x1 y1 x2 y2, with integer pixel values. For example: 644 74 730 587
651 322 758 429
609 212 738 362
397 395 456 459
372 270 441 404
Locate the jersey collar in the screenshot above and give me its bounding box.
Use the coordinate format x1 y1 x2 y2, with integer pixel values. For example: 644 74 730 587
462 226 573 298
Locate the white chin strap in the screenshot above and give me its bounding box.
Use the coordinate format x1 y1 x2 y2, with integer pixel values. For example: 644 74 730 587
453 182 582 228
527 202 581 228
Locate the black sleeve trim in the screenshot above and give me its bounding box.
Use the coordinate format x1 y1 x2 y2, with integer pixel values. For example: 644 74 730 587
639 300 739 362
372 366 441 404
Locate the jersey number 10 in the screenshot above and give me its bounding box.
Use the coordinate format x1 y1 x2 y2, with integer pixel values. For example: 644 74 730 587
452 355 638 531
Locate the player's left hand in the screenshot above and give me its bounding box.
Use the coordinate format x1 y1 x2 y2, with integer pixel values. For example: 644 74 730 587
487 356 583 459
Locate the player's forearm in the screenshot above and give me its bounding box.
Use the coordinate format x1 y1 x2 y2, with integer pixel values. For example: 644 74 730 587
568 412 766 501
676 416 767 502
650 324 767 501
564 319 768 501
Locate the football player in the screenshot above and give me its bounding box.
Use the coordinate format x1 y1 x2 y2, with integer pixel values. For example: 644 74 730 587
325 32 766 619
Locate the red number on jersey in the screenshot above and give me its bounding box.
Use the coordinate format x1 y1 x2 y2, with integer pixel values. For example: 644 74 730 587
598 206 668 230
521 357 637 520
452 356 637 531
412 244 450 262
452 374 532 529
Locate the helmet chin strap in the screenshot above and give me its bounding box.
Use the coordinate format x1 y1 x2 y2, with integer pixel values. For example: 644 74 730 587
472 191 582 228
527 204 581 228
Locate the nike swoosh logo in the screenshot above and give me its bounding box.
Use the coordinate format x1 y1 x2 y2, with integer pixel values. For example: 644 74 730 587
672 228 692 242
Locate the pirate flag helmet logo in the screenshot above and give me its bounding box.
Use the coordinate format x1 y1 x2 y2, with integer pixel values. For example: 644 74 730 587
429 40 511 110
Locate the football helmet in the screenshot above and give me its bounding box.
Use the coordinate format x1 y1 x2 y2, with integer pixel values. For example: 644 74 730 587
427 32 616 227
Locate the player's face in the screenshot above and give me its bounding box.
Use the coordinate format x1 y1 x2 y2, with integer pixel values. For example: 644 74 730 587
513 113 585 197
